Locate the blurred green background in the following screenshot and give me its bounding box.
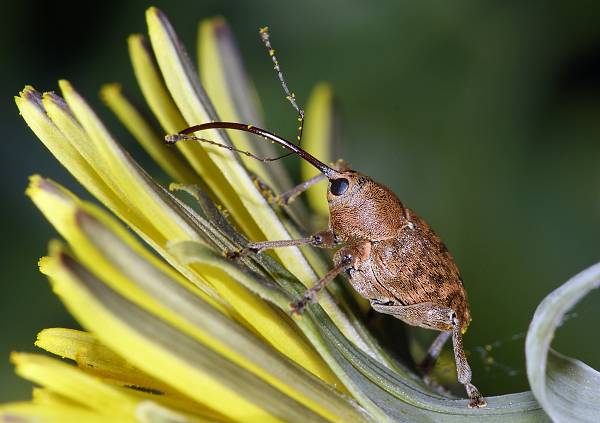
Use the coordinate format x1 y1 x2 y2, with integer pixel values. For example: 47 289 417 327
1 0 600 402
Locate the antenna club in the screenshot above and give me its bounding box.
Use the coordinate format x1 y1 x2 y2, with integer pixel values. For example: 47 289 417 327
164 134 180 144
259 27 269 39
165 134 194 144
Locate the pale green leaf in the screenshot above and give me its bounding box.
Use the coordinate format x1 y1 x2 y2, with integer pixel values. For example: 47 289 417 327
526 262 600 423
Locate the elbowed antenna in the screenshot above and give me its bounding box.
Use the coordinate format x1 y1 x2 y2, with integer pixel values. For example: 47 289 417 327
166 122 340 178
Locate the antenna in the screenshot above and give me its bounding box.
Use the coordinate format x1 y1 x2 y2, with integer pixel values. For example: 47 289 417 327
165 27 334 175
259 26 305 145
166 122 338 178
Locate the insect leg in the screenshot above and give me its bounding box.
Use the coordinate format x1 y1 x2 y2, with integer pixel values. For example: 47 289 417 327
227 229 338 258
369 301 486 408
419 331 451 376
291 242 370 314
274 173 327 205
451 319 487 408
290 250 354 315
254 173 327 206
272 158 347 205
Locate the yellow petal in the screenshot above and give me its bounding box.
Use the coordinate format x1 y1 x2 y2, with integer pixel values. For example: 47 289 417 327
0 402 119 423
27 175 226 313
74 203 342 395
28 173 334 383
21 99 246 320
32 388 81 408
197 18 263 126
35 329 230 422
31 179 368 420
301 83 335 216
37 92 164 246
58 80 194 242
36 328 173 395
100 83 199 184
40 85 255 317
127 34 188 135
24 97 356 388
72 208 357 418
42 246 327 422
197 17 315 240
187 261 339 384
147 7 285 240
11 353 142 419
127 33 260 239
16 88 120 216
198 17 293 194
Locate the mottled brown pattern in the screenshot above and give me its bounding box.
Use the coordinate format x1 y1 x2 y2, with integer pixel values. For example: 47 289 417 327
327 172 471 329
371 213 471 327
328 171 406 241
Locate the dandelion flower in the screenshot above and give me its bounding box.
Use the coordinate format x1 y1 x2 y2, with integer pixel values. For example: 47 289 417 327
5 7 600 423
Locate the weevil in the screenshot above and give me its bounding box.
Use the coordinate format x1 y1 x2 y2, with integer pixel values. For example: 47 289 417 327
165 27 486 408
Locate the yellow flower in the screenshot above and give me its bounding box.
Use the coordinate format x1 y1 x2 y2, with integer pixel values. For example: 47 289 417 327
6 6 600 423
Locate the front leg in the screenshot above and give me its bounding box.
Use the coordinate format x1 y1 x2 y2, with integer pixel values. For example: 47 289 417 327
253 173 327 206
291 241 371 314
275 173 327 206
227 229 339 258
370 300 487 409
254 158 347 206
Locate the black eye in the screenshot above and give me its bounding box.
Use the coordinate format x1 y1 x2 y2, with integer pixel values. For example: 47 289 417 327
330 178 349 196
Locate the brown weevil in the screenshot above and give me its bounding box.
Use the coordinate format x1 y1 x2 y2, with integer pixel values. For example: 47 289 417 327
165 27 486 409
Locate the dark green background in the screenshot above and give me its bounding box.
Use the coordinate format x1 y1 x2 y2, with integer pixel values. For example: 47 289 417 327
1 0 600 402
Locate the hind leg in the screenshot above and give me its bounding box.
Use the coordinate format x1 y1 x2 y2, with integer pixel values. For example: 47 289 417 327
370 301 486 408
451 320 486 408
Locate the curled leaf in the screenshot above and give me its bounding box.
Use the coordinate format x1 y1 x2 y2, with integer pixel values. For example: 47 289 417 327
526 262 600 423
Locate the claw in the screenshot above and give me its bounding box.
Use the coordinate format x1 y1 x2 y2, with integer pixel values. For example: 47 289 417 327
225 248 247 259
290 290 317 316
275 192 299 206
465 383 487 408
224 243 262 259
290 300 307 316
468 396 487 408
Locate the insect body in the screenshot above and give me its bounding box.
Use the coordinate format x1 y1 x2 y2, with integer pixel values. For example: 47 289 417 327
326 170 472 332
165 26 486 408
167 123 486 408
